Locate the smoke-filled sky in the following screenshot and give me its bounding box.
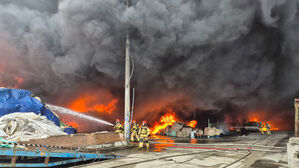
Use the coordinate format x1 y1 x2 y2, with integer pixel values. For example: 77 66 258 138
0 0 298 130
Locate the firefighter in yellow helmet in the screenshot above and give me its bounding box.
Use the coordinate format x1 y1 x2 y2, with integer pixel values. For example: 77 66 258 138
265 122 271 135
114 119 124 134
130 120 139 142
138 120 150 149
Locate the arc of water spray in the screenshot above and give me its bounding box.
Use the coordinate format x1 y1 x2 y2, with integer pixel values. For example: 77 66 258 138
47 104 114 126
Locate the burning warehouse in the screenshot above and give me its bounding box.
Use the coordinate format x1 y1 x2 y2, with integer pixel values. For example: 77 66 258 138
0 0 298 167
0 0 296 132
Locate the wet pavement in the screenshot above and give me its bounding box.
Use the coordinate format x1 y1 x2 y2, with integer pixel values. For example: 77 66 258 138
73 132 290 168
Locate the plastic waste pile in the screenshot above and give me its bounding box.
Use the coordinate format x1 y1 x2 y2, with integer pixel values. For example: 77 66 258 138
0 112 67 141
165 122 194 137
164 122 222 138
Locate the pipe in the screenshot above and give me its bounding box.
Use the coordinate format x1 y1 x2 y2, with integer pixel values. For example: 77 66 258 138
130 88 135 124
294 99 299 137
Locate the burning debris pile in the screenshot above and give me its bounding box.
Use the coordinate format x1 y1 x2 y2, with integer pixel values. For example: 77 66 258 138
150 110 209 138
151 111 177 135
166 122 193 138
150 110 229 138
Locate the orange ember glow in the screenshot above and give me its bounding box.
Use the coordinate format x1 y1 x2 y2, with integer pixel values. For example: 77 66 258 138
151 135 175 152
13 76 23 88
151 110 177 134
187 120 198 128
190 138 197 144
65 121 79 128
249 118 258 122
69 94 118 114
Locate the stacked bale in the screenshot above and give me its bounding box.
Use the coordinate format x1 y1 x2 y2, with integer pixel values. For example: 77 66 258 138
204 127 221 137
167 122 183 137
180 127 192 137
166 122 193 137
194 129 203 137
170 122 184 132
176 131 183 137
162 122 223 138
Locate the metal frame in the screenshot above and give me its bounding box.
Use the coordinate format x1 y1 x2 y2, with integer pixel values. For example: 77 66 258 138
0 148 120 167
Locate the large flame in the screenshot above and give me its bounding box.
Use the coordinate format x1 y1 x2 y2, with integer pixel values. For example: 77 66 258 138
69 93 118 114
151 109 177 134
150 109 198 134
187 120 198 128
249 117 258 122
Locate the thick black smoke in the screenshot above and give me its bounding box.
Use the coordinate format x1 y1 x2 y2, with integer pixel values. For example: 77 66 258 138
0 0 298 129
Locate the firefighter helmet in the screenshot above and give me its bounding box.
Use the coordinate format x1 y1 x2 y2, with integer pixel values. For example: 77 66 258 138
142 120 147 126
116 119 120 123
34 96 42 102
132 120 136 123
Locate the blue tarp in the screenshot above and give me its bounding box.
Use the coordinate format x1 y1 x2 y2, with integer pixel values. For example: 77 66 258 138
63 127 77 134
0 88 60 126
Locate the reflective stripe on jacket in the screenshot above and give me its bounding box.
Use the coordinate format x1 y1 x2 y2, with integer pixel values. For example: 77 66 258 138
138 126 150 138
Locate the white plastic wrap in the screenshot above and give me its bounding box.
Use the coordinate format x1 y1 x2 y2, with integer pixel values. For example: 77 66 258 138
0 112 67 141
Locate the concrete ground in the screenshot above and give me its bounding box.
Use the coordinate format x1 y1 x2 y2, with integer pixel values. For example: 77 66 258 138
74 132 290 168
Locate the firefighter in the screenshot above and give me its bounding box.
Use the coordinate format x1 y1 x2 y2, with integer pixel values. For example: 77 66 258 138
265 122 271 135
258 122 264 135
130 120 139 142
138 120 150 149
114 119 124 134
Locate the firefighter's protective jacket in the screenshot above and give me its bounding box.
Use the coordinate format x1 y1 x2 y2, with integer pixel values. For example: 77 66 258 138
114 123 124 133
131 123 139 133
258 123 264 128
138 125 150 138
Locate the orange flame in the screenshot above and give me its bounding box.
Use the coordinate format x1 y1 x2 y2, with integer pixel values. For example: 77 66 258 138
13 76 23 88
65 121 79 128
151 109 177 134
69 94 118 114
249 117 258 122
187 120 197 128
249 116 279 131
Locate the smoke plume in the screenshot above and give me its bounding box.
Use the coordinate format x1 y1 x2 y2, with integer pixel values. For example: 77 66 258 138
0 0 298 130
